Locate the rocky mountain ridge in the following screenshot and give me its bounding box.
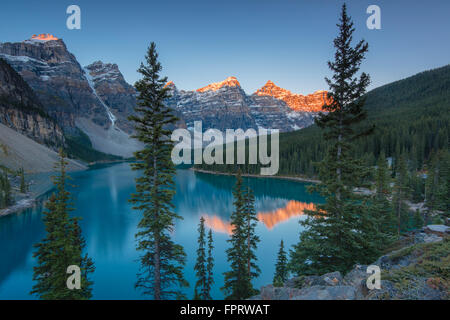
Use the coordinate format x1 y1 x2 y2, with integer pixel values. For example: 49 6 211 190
0 58 64 148
0 36 138 157
0 35 328 157
254 80 330 112
84 61 137 134
165 77 321 132
0 37 107 131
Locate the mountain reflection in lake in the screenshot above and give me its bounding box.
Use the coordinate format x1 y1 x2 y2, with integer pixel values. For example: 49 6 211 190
0 163 322 299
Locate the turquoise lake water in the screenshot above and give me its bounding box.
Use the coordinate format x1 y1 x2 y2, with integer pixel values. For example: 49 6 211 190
0 163 322 299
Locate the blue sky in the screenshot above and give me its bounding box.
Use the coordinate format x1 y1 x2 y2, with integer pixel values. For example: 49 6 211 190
0 0 449 94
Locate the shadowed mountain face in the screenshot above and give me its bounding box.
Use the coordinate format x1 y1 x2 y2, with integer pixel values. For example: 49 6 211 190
0 38 109 133
0 58 64 148
84 61 137 135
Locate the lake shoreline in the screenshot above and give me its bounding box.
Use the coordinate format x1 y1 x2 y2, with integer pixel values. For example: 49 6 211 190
0 173 53 218
0 162 92 218
190 168 320 184
1 163 318 218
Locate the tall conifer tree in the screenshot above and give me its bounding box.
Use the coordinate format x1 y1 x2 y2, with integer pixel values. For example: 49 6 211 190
364 154 396 258
392 155 411 234
222 169 250 299
273 240 288 286
31 149 94 300
206 229 214 300
425 150 449 223
129 42 187 300
290 4 375 275
194 218 214 300
0 169 12 208
194 217 208 300
19 167 26 193
374 155 396 236
243 184 260 296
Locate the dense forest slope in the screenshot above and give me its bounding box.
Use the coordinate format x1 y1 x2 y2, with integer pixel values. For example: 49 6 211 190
198 65 450 177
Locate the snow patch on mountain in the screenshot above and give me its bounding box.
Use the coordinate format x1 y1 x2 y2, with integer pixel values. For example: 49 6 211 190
83 67 117 126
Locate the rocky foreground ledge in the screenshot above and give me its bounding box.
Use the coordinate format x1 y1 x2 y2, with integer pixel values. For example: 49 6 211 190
250 225 449 300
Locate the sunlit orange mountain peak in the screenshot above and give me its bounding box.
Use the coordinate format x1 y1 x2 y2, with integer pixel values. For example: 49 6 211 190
164 80 176 88
30 34 59 41
196 76 241 93
254 80 330 112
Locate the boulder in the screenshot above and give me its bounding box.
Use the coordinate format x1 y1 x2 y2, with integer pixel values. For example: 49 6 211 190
424 225 449 236
321 271 342 286
365 278 447 300
342 265 369 299
285 271 343 289
259 284 302 300
284 277 303 288
291 285 356 300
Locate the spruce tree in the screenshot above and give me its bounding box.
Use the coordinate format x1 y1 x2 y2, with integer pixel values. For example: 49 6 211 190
0 171 5 208
372 155 397 244
425 150 449 223
0 169 12 208
129 42 187 300
290 4 375 275
441 151 450 218
194 222 214 300
19 167 26 193
243 184 260 296
0 183 3 208
222 169 249 299
273 240 288 287
360 155 397 260
31 149 94 300
194 217 208 300
412 209 424 229
392 155 411 234
206 229 214 300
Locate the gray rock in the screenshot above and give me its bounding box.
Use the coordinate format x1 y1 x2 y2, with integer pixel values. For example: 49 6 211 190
424 225 449 234
365 280 396 300
366 278 447 300
0 59 64 149
301 275 322 287
321 271 343 286
291 285 356 300
259 284 302 300
423 233 443 243
342 265 369 299
284 271 344 291
284 277 303 288
374 248 417 272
